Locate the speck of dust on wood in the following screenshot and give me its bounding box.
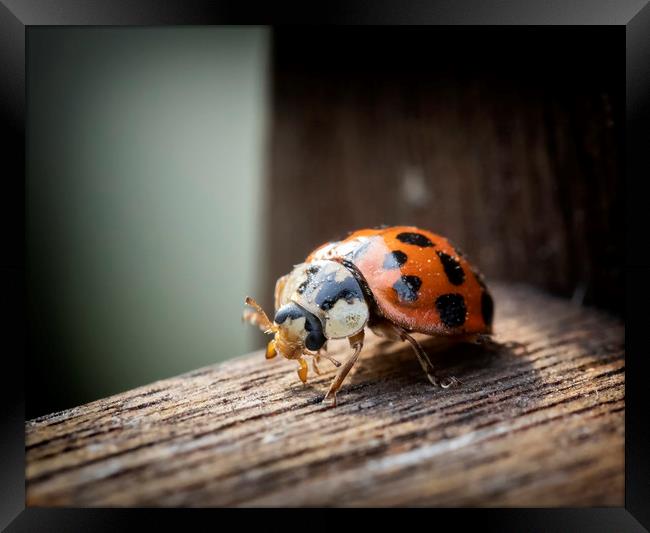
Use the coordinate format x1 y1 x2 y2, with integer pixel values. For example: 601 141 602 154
26 283 624 507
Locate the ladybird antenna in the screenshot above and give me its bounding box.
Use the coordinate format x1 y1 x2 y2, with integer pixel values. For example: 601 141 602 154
243 296 277 334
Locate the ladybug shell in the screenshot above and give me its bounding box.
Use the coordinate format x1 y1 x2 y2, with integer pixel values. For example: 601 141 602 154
306 226 493 337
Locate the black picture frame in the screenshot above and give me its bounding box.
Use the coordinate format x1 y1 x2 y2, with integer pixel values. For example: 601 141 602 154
1 1 648 530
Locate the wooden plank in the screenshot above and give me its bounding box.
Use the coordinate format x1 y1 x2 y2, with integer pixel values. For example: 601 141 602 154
26 283 624 507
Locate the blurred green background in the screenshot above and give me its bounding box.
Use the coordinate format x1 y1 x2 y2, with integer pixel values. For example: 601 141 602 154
27 27 270 418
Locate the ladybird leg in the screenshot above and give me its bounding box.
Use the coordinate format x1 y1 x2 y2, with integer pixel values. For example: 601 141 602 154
312 355 322 376
311 342 340 375
318 353 342 368
265 339 278 359
401 330 439 385
323 330 365 407
273 274 289 310
312 350 341 374
397 327 461 388
476 334 529 355
296 358 309 384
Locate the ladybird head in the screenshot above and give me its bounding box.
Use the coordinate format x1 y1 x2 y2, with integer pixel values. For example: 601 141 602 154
243 296 326 361
271 302 326 360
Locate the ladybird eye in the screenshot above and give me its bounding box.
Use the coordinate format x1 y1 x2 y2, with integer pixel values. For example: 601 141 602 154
303 312 326 351
274 303 303 324
305 330 326 351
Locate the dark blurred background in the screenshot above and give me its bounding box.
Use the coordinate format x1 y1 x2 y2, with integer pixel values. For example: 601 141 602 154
263 27 623 317
27 26 623 419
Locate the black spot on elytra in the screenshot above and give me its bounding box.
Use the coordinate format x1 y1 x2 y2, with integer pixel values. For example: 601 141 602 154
392 275 422 302
396 232 434 248
481 291 494 327
435 293 467 328
297 265 321 295
383 250 408 269
315 276 364 311
436 250 465 285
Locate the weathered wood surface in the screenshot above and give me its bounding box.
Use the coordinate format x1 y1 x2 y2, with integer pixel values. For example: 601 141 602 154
26 283 624 507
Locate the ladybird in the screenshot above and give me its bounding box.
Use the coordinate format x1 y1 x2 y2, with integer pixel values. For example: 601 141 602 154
243 225 494 406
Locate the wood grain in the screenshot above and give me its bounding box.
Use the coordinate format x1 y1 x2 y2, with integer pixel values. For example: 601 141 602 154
26 283 624 507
